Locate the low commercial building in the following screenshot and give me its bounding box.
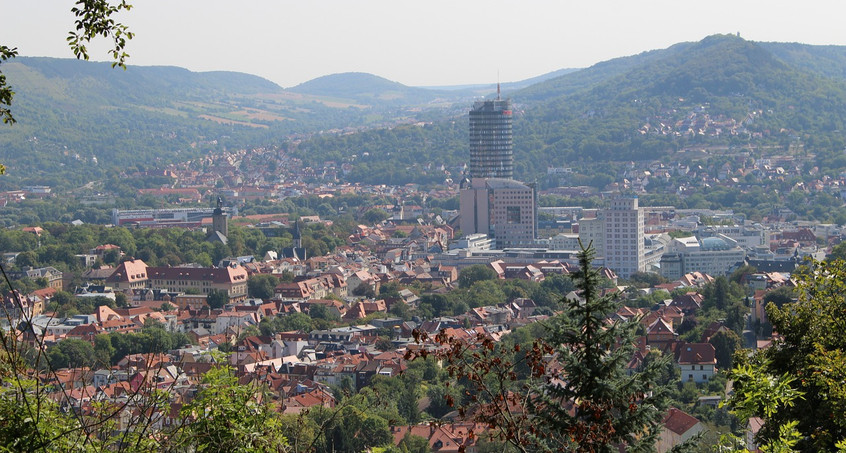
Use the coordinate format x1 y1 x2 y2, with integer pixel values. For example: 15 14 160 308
659 235 745 280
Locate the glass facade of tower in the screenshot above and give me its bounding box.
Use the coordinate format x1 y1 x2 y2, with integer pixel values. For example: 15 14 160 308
469 99 513 179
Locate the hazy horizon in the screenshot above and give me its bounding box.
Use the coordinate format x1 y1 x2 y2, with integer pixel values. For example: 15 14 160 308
3 0 846 88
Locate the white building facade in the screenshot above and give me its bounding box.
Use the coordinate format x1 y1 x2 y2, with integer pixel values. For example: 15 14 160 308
603 197 645 278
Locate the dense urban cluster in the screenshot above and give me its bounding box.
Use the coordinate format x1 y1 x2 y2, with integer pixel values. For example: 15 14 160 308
4 27 846 451
2 96 843 452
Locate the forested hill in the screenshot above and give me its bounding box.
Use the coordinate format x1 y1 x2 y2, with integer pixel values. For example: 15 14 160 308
4 35 846 189
0 58 481 189
292 34 846 185
288 72 460 105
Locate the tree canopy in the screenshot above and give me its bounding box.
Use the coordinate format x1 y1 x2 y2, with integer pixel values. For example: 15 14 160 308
728 258 846 452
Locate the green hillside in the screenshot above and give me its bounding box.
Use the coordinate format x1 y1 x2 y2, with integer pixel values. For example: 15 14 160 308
759 42 846 80
292 35 846 185
518 35 846 169
0 58 474 189
4 35 846 190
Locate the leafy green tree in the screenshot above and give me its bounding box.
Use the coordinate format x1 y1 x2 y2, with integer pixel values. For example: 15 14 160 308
114 291 128 308
0 365 106 451
13 251 38 269
727 258 846 452
457 264 497 289
729 264 758 284
466 279 507 307
247 273 279 300
709 329 743 370
279 312 314 332
93 334 115 366
362 209 389 224
703 276 735 310
389 300 411 320
416 245 670 452
762 285 796 309
379 281 402 298
724 299 749 335
174 361 289 452
397 373 421 424
206 289 228 309
425 384 462 419
626 271 667 288
309 304 340 322
827 241 846 262
307 401 394 453
47 338 97 369
375 337 394 352
392 432 431 453
539 273 575 298
352 283 377 298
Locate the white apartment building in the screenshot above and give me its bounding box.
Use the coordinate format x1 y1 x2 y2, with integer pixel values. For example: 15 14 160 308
603 197 645 278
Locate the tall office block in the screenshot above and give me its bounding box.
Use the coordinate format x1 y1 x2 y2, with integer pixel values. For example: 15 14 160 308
469 97 513 179
460 178 536 249
603 196 645 278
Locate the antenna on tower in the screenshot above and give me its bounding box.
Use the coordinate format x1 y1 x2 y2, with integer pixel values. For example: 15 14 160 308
497 70 501 100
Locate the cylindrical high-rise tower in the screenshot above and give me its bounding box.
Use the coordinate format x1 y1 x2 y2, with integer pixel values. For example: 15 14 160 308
469 98 513 179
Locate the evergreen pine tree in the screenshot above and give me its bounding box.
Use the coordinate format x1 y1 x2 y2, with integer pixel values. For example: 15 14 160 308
529 244 669 452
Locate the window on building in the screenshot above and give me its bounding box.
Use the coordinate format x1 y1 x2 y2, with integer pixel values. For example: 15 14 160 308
507 206 521 224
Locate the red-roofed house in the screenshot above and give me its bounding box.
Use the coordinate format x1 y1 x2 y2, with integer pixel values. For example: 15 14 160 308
106 259 149 291
646 317 677 350
677 343 717 383
657 407 704 452
390 423 479 453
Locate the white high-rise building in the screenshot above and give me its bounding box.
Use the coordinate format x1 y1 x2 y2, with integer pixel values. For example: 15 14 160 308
603 197 645 278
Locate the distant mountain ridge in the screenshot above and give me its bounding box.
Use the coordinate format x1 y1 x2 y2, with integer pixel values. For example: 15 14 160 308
288 72 457 104
3 35 846 189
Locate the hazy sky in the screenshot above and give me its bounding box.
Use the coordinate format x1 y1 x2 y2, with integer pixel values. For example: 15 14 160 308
3 0 845 88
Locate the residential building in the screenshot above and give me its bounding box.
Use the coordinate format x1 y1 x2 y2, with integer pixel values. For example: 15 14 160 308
577 214 605 257
8 266 64 290
106 259 149 291
549 233 580 250
107 260 248 303
657 408 705 453
677 343 717 383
